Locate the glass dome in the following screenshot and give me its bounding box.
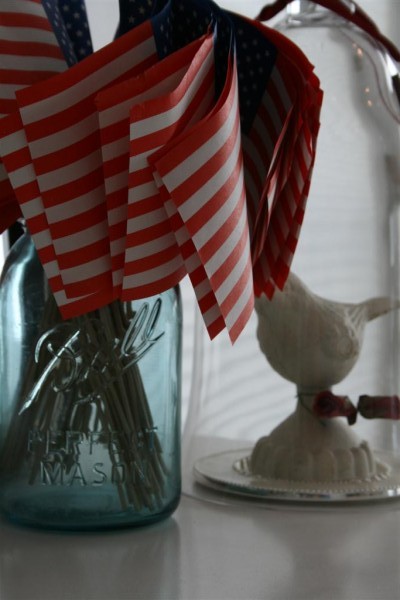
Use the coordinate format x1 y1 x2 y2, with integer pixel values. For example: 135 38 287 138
182 0 400 503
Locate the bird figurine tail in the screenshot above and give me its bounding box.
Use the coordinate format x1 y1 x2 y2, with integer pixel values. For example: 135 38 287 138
358 296 400 322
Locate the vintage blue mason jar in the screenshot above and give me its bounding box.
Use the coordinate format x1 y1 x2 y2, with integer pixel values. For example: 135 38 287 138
0 231 182 530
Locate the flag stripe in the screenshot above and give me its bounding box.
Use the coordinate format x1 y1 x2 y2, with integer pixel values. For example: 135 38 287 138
0 0 67 231
121 34 215 298
0 1 323 344
0 113 108 314
13 20 160 302
155 61 254 341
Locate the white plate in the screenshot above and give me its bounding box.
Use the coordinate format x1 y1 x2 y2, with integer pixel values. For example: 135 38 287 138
194 449 400 503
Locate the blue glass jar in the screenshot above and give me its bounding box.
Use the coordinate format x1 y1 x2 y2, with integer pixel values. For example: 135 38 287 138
0 232 182 530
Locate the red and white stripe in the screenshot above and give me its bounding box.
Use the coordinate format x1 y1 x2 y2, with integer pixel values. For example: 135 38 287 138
96 33 215 297
240 26 322 299
253 79 321 297
243 57 295 252
0 6 322 344
0 0 65 115
154 61 254 342
14 19 158 305
0 0 66 233
121 34 216 300
158 181 225 339
0 112 100 317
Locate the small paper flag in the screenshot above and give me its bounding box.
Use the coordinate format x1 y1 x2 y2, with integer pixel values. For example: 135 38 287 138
0 0 92 232
96 32 215 298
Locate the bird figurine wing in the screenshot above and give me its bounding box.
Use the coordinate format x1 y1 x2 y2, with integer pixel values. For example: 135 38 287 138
254 272 400 392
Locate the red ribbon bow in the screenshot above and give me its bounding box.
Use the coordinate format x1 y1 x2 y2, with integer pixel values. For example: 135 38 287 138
313 391 400 425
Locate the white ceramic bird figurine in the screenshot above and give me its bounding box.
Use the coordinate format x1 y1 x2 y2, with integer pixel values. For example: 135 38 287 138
249 273 400 482
254 271 400 394
249 272 400 483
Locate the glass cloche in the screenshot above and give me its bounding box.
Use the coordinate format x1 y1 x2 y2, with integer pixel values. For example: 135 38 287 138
182 0 400 503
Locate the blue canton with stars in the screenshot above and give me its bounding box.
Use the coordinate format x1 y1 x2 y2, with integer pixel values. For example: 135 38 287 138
227 12 276 133
116 0 154 37
117 0 277 134
42 0 93 67
151 0 231 98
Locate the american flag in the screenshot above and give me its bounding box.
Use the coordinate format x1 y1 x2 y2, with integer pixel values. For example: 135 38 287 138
0 0 94 315
210 13 319 302
96 33 216 299
152 58 252 341
0 0 92 233
0 0 322 342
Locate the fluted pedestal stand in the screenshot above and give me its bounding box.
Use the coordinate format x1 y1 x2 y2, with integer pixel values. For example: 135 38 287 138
249 393 385 482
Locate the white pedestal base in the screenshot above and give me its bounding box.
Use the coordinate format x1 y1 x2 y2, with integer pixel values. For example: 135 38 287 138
193 399 400 503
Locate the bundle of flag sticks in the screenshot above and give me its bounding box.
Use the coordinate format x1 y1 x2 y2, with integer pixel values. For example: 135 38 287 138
0 287 168 512
0 0 322 511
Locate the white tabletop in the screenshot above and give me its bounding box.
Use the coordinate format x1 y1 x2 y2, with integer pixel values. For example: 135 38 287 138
1 488 400 600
